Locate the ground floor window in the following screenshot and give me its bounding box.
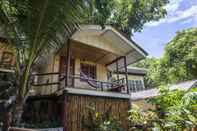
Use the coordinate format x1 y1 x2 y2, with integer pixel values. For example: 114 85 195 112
128 80 144 92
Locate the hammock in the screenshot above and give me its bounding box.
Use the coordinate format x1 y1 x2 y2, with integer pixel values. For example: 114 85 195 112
80 72 124 92
80 72 100 88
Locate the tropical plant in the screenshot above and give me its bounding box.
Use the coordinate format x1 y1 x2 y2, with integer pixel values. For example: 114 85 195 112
128 87 197 131
128 104 159 131
147 87 197 130
82 106 123 131
0 0 84 123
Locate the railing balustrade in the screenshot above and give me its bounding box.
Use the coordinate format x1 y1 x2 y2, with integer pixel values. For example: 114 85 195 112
30 72 128 94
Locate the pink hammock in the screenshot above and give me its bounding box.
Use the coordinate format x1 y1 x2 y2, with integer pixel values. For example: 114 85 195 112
80 72 100 88
80 72 124 92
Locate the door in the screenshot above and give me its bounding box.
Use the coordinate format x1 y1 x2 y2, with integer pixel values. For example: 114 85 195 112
59 56 75 87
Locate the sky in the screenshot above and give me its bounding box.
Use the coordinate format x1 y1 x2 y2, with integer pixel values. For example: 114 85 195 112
133 0 197 58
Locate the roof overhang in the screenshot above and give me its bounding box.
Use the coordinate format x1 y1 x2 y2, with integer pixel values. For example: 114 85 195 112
71 25 148 71
101 26 148 70
131 80 197 101
118 67 147 76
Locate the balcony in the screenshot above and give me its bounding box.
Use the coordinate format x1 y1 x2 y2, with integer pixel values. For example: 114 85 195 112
30 72 129 95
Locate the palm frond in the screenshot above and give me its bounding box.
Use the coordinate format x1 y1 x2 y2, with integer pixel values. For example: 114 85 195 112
0 0 85 98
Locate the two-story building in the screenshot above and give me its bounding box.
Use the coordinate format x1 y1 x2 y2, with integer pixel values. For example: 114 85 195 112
1 25 148 130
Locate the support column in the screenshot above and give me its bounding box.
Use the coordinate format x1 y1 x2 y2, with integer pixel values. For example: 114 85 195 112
61 91 68 131
123 56 129 94
65 39 71 87
116 60 119 83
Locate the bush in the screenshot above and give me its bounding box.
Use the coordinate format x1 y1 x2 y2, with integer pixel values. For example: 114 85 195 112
82 106 123 131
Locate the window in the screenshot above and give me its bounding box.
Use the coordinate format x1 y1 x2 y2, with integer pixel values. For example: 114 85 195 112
128 80 144 92
80 63 96 80
0 51 14 67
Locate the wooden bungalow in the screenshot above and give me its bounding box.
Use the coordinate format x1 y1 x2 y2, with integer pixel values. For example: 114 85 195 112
0 25 148 131
27 25 148 130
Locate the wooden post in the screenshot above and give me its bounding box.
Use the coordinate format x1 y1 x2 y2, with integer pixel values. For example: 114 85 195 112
65 40 71 87
116 60 119 83
123 56 129 94
2 110 11 131
61 90 68 131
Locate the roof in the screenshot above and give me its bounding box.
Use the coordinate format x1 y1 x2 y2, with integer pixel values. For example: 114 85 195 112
118 67 147 76
71 25 148 71
170 80 197 91
131 88 158 101
113 27 148 56
102 26 148 70
131 80 197 101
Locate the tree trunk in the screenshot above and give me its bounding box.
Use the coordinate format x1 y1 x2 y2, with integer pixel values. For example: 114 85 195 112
2 111 12 131
14 97 24 125
14 63 32 124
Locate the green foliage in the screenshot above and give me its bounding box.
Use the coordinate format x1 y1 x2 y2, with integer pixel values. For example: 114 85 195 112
82 106 123 131
132 57 161 88
162 28 197 84
128 105 158 130
147 87 197 130
148 86 185 118
0 0 85 123
0 0 83 99
82 0 168 35
128 87 197 131
134 27 197 86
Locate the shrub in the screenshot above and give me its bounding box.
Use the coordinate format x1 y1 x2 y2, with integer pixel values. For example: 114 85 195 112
82 106 123 131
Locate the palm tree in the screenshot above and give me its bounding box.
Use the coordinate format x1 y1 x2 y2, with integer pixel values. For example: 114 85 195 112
0 0 84 124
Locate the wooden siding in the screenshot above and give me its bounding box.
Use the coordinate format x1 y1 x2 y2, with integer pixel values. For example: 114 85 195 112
22 95 61 123
63 94 130 131
22 92 130 131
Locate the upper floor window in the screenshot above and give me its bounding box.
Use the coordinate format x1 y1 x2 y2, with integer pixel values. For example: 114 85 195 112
128 80 144 92
80 63 96 80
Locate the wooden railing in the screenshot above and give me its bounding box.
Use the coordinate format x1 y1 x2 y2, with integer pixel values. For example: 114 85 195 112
30 72 128 94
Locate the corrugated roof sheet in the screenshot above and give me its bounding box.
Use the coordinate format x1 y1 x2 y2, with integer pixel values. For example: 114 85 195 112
119 67 147 75
131 80 197 101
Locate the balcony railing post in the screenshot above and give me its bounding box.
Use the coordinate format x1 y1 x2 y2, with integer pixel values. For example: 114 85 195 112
116 60 119 84
101 82 103 91
65 39 71 87
123 56 130 94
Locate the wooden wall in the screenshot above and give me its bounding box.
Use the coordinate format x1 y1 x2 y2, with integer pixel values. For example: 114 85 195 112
63 94 130 131
22 95 61 125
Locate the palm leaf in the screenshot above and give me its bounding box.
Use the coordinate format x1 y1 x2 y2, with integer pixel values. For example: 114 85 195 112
0 0 84 99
